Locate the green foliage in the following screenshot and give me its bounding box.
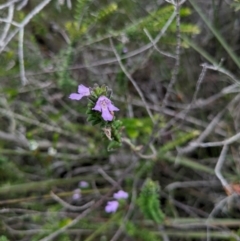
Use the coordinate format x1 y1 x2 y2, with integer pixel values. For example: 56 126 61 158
64 0 92 39
124 5 200 42
122 117 152 139
74 0 92 23
159 130 199 153
0 236 9 241
126 221 160 241
30 13 48 37
0 156 24 184
66 2 199 46
232 0 240 11
107 120 123 151
75 0 118 25
85 212 121 241
56 46 76 92
0 51 18 78
91 3 118 23
32 216 72 241
66 2 118 40
137 179 165 224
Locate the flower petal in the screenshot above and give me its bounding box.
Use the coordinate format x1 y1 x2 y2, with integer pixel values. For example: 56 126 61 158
78 84 90 96
69 93 83 100
102 108 113 121
92 96 118 121
79 181 89 188
113 190 129 200
92 96 103 112
97 96 107 102
92 103 102 112
108 103 119 111
72 189 81 200
105 200 119 213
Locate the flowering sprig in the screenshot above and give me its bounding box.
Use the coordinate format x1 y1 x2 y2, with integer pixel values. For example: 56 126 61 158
69 84 123 151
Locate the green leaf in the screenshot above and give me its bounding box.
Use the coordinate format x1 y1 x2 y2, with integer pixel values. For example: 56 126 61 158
107 140 121 151
0 236 9 241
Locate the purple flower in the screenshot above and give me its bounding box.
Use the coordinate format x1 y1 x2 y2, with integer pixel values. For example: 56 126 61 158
105 200 119 213
79 181 89 188
69 84 90 100
72 189 81 200
113 190 129 200
92 96 119 121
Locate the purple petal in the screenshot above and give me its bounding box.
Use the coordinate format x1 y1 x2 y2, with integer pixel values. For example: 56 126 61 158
102 108 113 121
98 96 108 102
72 193 81 200
72 189 81 200
92 96 118 121
108 103 119 111
113 190 129 200
78 84 90 96
105 200 119 213
79 181 89 188
92 96 104 112
92 103 102 112
69 93 83 100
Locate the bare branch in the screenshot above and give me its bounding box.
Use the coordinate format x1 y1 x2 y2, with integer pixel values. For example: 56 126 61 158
0 4 14 46
51 191 94 211
215 145 230 191
18 28 28 85
110 38 155 123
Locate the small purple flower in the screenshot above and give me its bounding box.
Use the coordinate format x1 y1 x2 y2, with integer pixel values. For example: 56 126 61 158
79 181 89 188
69 84 90 100
92 96 119 121
113 190 129 200
72 189 81 200
105 200 119 213
122 47 128 54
